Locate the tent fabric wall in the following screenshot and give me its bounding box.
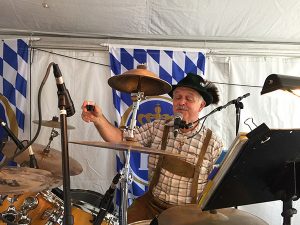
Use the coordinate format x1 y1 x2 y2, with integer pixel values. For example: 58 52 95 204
30 49 116 194
29 47 300 225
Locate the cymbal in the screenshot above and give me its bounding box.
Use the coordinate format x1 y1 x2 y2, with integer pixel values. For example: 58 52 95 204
0 167 62 195
33 116 75 129
2 142 83 177
108 65 172 96
157 205 268 225
69 140 189 159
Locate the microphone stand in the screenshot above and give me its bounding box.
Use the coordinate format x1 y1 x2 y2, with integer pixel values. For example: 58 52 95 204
58 94 73 225
198 93 250 126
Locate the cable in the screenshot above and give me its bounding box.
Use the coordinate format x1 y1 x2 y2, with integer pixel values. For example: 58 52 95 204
0 63 53 169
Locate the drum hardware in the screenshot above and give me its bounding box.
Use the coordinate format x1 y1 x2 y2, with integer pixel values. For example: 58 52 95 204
1 205 18 223
20 195 39 211
1 195 20 223
43 128 59 154
17 214 31 225
15 195 39 225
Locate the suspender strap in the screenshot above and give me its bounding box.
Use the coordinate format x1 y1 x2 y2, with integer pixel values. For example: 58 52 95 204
190 129 212 203
149 125 170 191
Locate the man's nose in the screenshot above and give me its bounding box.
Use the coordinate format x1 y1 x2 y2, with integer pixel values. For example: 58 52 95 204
178 98 186 105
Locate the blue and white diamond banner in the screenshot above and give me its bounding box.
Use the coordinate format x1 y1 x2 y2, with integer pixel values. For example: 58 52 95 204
0 39 29 161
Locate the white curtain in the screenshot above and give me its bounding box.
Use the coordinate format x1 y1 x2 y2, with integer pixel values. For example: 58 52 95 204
30 47 300 225
30 49 116 194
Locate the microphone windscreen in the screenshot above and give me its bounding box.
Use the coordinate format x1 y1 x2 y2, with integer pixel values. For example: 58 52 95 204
174 112 183 119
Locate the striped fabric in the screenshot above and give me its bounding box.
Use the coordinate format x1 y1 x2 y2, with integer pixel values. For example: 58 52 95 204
0 39 29 163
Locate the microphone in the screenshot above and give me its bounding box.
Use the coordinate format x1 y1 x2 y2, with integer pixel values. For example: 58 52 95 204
0 118 24 150
103 172 121 198
53 63 75 117
93 173 121 225
173 112 183 138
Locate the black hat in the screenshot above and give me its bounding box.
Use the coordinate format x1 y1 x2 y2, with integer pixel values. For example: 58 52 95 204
168 73 219 107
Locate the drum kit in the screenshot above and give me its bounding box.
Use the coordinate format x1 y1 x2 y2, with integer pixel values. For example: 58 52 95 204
0 64 268 225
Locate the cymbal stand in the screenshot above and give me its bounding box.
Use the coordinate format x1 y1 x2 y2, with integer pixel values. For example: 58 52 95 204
43 128 59 153
119 150 132 225
119 91 143 225
126 92 143 140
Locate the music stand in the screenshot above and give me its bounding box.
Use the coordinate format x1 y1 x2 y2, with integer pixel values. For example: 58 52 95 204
199 123 300 225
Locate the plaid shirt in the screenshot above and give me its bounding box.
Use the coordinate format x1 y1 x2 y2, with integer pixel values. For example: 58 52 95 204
128 119 223 205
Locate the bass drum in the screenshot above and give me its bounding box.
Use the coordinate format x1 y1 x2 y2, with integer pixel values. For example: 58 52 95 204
52 188 115 214
52 188 118 225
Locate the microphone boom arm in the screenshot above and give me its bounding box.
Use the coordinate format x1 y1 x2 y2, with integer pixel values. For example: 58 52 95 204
198 93 250 122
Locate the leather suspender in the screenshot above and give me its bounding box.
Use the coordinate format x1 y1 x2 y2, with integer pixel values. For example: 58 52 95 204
149 125 170 191
190 129 212 203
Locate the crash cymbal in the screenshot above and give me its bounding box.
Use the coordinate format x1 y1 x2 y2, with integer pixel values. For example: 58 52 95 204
157 204 268 225
33 116 75 129
0 167 62 195
2 142 83 177
69 140 189 159
108 65 172 96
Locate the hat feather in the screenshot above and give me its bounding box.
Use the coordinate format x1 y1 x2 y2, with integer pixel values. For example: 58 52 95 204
204 81 220 104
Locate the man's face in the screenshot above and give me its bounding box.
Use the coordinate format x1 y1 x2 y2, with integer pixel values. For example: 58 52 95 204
172 87 206 123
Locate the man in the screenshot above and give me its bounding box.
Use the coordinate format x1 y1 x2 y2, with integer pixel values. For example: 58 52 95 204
81 73 223 223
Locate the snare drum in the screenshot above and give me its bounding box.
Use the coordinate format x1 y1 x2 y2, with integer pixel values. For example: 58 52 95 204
0 191 57 224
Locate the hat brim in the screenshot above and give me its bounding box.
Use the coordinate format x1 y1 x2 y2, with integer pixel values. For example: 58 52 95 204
168 84 213 106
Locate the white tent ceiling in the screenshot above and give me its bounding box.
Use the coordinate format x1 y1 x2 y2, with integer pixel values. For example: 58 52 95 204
1 0 300 49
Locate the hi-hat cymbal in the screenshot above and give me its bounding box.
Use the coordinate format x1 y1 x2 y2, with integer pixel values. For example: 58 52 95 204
108 65 172 96
33 116 75 129
2 142 83 177
69 140 189 158
157 205 268 225
0 167 62 195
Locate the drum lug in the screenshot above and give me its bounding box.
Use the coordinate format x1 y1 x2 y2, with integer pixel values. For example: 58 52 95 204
17 214 31 225
1 205 18 223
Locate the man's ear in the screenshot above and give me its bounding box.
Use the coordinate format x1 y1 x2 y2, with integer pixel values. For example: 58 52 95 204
198 100 206 112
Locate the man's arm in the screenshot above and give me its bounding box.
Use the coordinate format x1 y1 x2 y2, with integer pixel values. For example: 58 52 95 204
81 101 123 142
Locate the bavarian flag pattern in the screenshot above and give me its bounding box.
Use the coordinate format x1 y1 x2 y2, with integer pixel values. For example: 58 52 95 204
0 39 29 165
